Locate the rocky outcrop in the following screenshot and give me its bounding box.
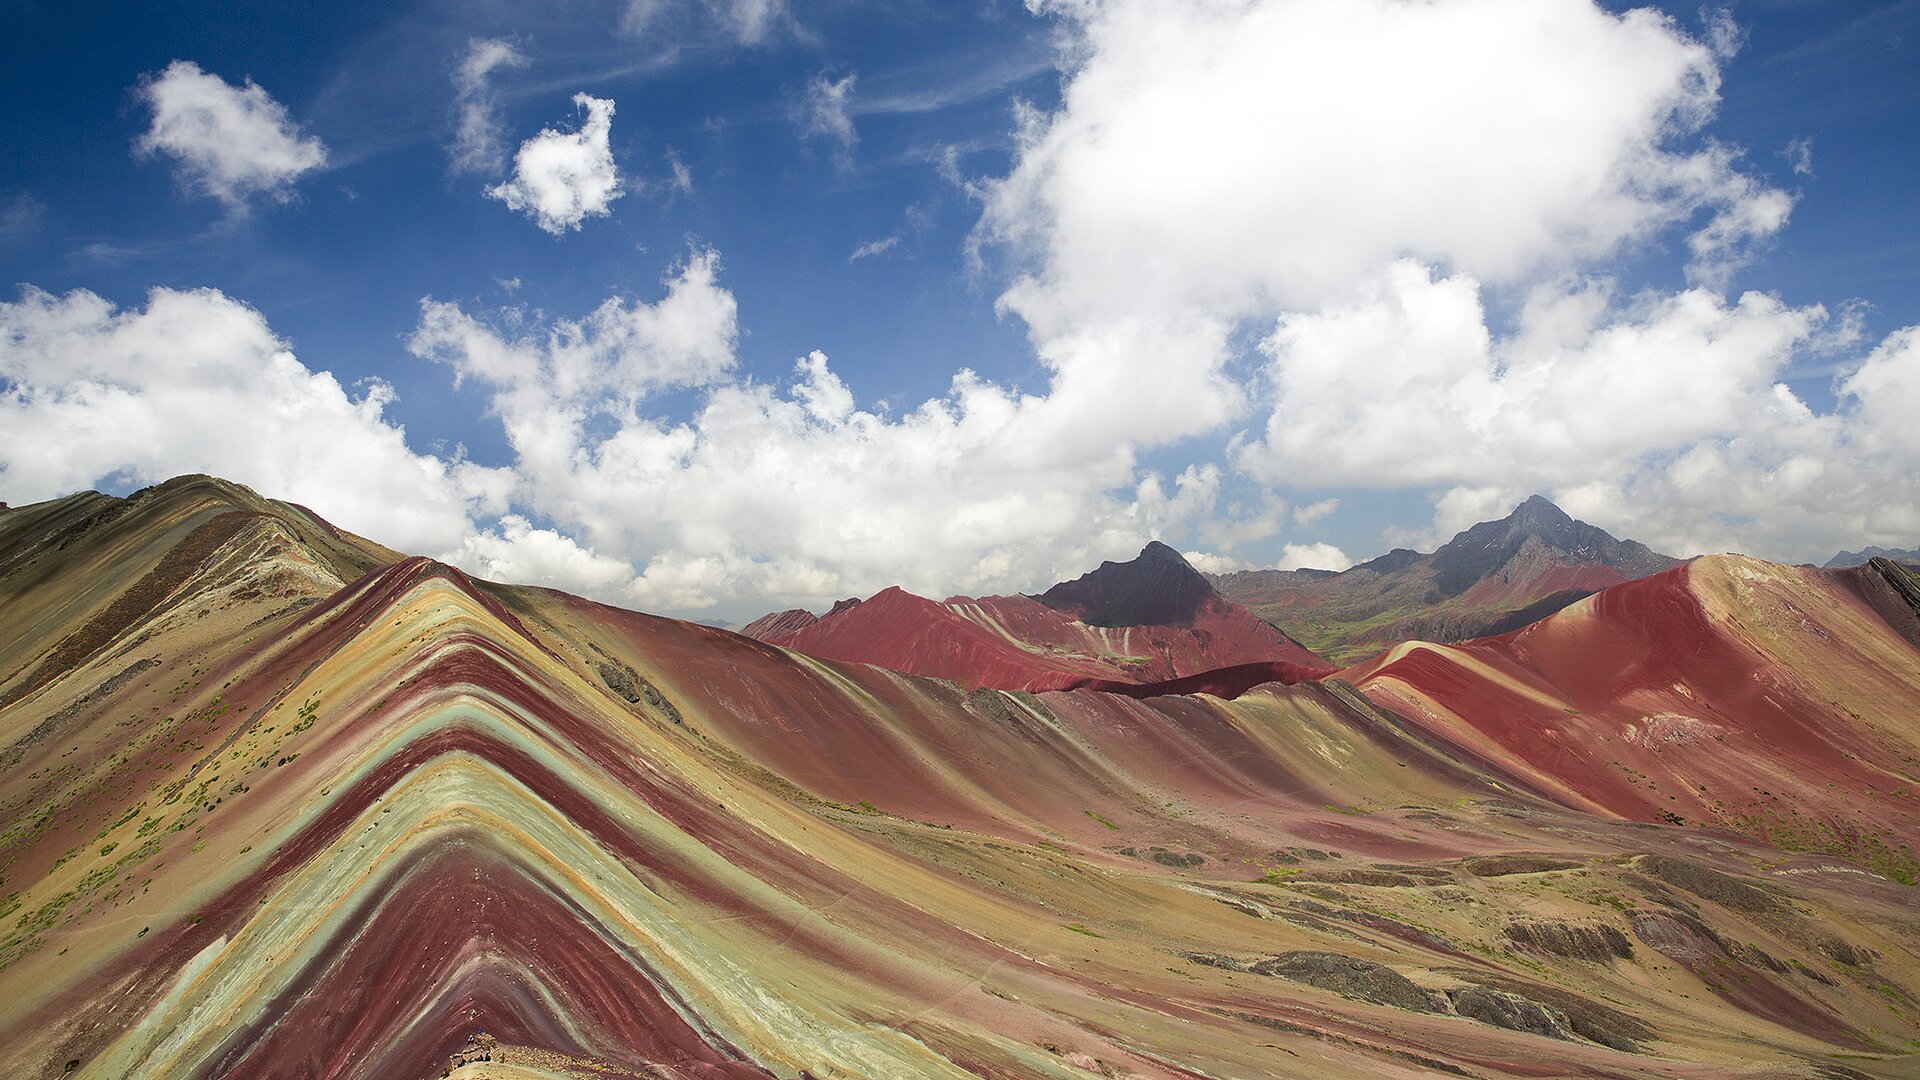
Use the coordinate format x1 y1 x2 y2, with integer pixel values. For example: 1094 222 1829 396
1455 853 1582 877
1249 952 1444 1013
1445 986 1577 1041
1501 919 1633 962
1193 950 1644 1050
1636 855 1786 916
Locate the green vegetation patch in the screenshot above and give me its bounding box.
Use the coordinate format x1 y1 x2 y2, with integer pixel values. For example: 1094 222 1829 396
1717 807 1919 887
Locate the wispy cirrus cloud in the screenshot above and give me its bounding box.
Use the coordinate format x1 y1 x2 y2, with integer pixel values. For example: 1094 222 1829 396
449 38 530 175
848 235 899 262
0 194 44 244
1784 136 1815 177
800 72 858 167
622 0 791 47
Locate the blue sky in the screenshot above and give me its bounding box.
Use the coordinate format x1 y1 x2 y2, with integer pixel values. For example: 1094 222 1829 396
2 0 1917 621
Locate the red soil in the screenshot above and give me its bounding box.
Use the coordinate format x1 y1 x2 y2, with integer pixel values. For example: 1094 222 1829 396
1348 558 1920 859
757 586 1326 693
1456 563 1629 609
209 837 777 1079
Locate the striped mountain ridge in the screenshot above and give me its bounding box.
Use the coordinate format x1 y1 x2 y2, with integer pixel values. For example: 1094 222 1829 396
743 542 1331 693
1346 553 1920 877
1 477 1919 1078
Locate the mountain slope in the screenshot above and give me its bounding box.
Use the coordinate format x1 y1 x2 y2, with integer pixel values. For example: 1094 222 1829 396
0 474 399 717
1344 554 1920 883
1211 496 1680 663
747 542 1330 692
2 477 1919 1078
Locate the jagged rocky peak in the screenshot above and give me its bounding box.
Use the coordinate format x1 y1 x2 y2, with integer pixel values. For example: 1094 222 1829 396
1509 493 1574 530
1428 496 1675 597
1137 539 1189 562
1037 540 1217 627
1452 494 1578 552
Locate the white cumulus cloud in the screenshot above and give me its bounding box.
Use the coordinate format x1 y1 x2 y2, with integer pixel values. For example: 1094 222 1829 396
1181 550 1248 575
970 0 1794 469
1238 263 1821 490
982 0 1788 322
0 254 1232 615
488 93 622 235
1230 260 1920 561
954 0 1920 568
0 286 504 554
1275 543 1353 573
411 249 738 409
453 515 635 594
134 60 327 207
1292 498 1339 527
406 250 1229 612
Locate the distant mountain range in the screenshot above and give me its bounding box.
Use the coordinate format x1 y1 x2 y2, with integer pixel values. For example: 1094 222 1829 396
744 497 1682 682
1209 495 1679 663
1826 545 1920 569
744 540 1329 693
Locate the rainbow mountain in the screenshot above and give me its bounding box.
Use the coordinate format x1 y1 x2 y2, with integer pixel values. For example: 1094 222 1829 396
2 475 1919 1078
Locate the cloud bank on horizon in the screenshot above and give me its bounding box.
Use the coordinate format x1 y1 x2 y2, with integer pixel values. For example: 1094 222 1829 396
2 0 1918 618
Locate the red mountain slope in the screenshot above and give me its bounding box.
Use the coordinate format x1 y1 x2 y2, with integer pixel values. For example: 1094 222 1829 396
738 607 816 640
748 543 1330 691
1345 554 1920 881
